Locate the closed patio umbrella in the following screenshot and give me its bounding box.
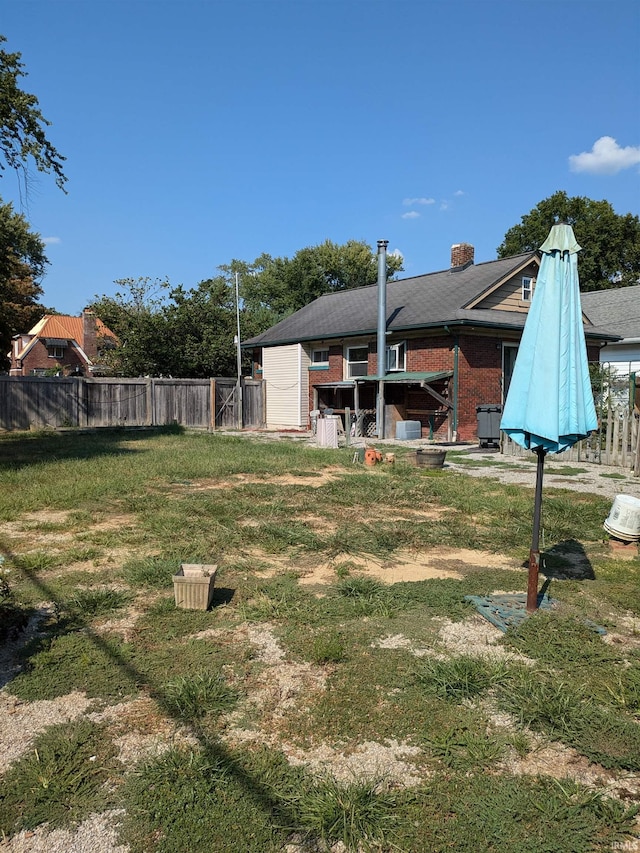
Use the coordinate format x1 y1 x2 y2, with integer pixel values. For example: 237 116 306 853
500 222 597 611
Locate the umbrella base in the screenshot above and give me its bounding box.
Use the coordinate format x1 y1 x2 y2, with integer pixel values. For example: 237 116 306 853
465 593 607 636
465 593 557 633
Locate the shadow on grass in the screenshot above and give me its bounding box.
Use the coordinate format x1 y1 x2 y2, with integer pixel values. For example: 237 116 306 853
0 425 184 472
0 563 297 841
541 539 596 581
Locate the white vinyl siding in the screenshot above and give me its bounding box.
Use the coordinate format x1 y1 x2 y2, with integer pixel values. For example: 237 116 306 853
263 344 310 429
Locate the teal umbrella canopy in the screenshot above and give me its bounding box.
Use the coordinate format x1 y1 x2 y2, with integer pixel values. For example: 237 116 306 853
500 222 597 454
499 223 597 611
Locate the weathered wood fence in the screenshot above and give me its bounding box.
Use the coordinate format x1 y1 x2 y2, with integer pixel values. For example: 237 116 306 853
0 376 265 432
502 404 640 471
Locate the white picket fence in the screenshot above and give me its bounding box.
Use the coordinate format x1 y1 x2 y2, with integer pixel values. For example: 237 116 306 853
501 405 640 473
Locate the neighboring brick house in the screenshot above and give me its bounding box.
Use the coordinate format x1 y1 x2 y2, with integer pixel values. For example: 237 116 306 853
244 243 618 441
8 309 117 377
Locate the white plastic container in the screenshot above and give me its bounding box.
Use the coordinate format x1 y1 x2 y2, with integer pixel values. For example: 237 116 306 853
604 494 640 542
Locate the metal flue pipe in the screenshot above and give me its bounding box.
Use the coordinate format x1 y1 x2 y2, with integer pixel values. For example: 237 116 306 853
376 240 388 438
235 272 243 430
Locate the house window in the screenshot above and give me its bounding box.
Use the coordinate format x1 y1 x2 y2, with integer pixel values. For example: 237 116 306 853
311 348 329 367
522 277 534 302
347 346 369 378
386 341 406 372
48 345 65 359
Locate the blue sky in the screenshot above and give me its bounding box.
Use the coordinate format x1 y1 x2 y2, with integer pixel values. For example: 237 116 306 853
2 0 639 316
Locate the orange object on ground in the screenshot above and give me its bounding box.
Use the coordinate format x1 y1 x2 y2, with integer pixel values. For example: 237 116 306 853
364 447 383 465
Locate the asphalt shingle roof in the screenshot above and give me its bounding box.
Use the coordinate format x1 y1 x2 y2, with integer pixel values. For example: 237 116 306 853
245 253 620 347
581 285 640 340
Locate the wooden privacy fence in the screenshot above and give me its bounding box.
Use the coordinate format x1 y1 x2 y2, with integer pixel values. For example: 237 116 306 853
0 376 265 432
502 404 640 472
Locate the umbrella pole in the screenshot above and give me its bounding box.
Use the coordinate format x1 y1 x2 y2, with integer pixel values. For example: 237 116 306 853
527 447 547 612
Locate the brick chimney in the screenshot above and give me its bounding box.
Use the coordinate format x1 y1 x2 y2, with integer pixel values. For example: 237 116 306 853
450 243 474 270
82 308 98 361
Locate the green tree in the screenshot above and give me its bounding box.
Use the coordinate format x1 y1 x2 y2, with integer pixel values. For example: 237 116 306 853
497 191 640 291
90 240 405 378
91 276 244 378
0 199 48 369
238 239 404 322
0 34 66 190
90 278 171 376
0 34 67 368
165 278 239 378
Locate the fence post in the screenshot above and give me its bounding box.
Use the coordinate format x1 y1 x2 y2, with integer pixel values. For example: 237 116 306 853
145 379 153 426
621 408 629 469
210 379 216 431
611 408 621 467
604 406 613 465
634 413 640 477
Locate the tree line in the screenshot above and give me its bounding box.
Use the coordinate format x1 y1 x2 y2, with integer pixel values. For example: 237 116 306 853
1 32 639 377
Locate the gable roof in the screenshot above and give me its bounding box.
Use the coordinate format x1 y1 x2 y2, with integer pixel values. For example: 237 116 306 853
245 252 618 348
581 285 640 341
13 314 116 361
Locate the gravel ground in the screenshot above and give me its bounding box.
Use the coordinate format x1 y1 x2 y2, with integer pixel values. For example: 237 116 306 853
444 446 640 503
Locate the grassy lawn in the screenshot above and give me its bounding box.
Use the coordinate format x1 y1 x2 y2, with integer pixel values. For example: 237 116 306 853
0 426 638 852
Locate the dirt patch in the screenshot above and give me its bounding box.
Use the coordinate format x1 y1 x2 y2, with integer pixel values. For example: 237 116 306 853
434 615 534 663
602 615 640 651
283 739 425 787
297 547 517 586
241 623 328 714
0 691 93 772
86 514 138 532
93 603 150 642
224 624 425 787
499 734 640 803
0 809 128 853
167 468 346 493
372 615 534 664
89 697 199 766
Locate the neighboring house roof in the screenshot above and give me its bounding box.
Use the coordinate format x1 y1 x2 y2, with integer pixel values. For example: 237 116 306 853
581 285 640 342
13 313 116 362
245 252 619 348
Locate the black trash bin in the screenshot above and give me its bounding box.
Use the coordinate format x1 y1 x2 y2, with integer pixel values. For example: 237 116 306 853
476 404 502 448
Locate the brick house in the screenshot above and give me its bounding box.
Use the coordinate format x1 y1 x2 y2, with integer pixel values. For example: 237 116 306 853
8 309 117 377
244 243 618 441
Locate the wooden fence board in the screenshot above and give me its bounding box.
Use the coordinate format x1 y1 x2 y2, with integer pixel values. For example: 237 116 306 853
0 376 265 432
502 404 639 471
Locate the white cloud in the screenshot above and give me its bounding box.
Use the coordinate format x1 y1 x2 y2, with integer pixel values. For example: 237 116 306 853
569 136 640 175
401 211 420 219
402 197 435 206
389 248 404 260
42 236 61 245
440 201 449 211
454 189 465 196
